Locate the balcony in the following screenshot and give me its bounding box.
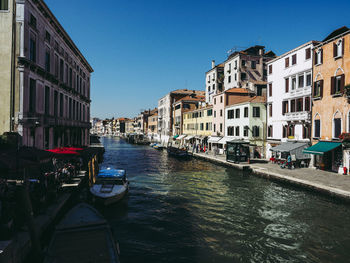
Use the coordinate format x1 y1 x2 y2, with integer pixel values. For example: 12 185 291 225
284 111 310 121
289 86 312 98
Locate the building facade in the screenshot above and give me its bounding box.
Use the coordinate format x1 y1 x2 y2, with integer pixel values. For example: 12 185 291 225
225 96 266 158
0 0 93 149
266 41 319 158
308 27 350 172
205 61 224 104
182 105 213 137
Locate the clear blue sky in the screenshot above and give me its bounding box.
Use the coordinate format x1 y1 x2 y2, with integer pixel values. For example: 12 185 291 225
45 0 350 119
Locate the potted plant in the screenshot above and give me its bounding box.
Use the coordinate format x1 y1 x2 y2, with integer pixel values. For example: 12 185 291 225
344 84 350 98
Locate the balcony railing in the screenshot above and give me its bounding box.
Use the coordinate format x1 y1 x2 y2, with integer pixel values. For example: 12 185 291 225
284 111 310 121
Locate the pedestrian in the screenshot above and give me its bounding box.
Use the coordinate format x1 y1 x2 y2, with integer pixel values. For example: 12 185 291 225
287 155 292 169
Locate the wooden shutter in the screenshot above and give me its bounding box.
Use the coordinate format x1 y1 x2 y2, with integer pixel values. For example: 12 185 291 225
321 49 323 64
269 83 272 96
285 78 289 93
342 38 345 56
330 76 335 94
320 80 324 97
314 51 317 65
333 43 337 57
341 74 345 93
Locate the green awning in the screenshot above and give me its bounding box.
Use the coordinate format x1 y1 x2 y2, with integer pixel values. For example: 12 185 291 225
173 135 179 139
303 141 342 155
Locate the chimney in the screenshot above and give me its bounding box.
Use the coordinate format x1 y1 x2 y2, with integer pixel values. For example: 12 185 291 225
211 60 215 69
259 48 264 56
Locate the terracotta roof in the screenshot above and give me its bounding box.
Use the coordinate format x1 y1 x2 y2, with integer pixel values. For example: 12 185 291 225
176 95 205 102
225 88 251 94
226 95 266 106
323 26 350 42
171 89 205 96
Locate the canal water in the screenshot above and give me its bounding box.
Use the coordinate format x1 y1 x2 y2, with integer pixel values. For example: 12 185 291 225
99 137 350 263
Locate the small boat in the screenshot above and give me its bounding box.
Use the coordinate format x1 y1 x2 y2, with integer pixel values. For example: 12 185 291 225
149 142 157 147
153 144 165 150
167 146 192 159
90 168 129 205
44 203 120 263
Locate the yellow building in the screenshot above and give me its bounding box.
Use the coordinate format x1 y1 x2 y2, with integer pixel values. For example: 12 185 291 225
183 105 213 143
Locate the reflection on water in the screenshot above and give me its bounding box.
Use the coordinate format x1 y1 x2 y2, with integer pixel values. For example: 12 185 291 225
99 137 350 263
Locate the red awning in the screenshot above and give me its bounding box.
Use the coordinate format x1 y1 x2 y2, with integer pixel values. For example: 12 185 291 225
46 148 80 155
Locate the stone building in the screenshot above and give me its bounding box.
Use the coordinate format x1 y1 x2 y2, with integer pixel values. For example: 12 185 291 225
0 0 93 149
305 27 350 173
266 41 319 158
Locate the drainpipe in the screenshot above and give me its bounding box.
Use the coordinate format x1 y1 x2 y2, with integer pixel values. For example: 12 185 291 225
9 0 17 131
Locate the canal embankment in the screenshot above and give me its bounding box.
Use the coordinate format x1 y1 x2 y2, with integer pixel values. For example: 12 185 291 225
193 152 350 202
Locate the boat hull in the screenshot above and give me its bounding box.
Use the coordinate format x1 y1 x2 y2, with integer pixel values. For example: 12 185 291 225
90 184 129 206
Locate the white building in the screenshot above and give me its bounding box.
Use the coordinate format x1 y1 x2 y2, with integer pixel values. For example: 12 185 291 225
158 94 171 144
205 60 224 104
266 41 320 158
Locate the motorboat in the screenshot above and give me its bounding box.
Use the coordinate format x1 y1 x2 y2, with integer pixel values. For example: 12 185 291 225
167 146 192 159
44 203 120 263
90 168 129 205
153 144 165 150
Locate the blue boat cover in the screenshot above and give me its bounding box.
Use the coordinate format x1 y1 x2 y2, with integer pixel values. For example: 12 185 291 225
98 169 126 178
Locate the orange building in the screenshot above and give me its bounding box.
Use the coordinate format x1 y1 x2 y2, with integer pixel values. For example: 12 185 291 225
306 27 350 172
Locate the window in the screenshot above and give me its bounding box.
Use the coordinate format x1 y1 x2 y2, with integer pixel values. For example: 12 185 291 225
283 125 288 138
220 123 223 132
268 83 272 97
213 124 216 132
282 101 288 115
296 98 303 112
251 61 256 69
220 109 223 117
291 77 296 90
235 126 240 136
306 73 312 86
54 54 58 77
292 54 297 65
220 96 223 103
242 60 246 67
243 107 248 118
235 61 237 68
0 0 8 10
285 78 289 93
252 126 260 137
305 48 311 60
214 98 216 105
333 39 343 58
305 97 310 111
59 93 64 117
45 86 50 115
290 99 296 112
200 123 204 131
54 91 58 117
314 119 320 138
228 75 231 83
288 125 295 137
227 126 234 136
269 104 272 117
234 73 237 81
243 126 248 137
45 50 50 72
235 108 240 118
207 109 212 116
29 14 37 29
268 125 273 137
298 75 304 88
268 65 272 74
228 109 234 119
69 68 73 87
303 124 311 139
29 79 36 113
315 49 323 65
285 57 289 68
29 36 36 62
213 84 215 90
333 118 341 138
60 59 64 82
253 107 260 117
214 111 216 117
313 80 323 97
241 73 247 80
45 31 51 43
331 75 345 95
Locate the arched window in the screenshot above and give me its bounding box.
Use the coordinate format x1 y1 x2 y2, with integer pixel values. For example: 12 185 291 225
334 39 343 58
314 114 321 138
333 111 342 139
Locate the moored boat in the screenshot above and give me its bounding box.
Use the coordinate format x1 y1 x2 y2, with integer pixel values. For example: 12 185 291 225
90 168 129 205
167 146 192 159
153 144 165 150
44 203 120 263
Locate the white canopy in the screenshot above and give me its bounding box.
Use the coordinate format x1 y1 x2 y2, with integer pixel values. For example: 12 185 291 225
208 136 222 143
176 135 187 140
185 135 194 140
218 137 235 145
